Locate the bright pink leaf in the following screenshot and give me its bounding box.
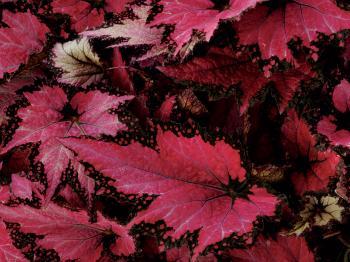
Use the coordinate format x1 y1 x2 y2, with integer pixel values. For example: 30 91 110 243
227 235 314 262
2 86 132 202
0 11 48 78
59 131 278 257
52 0 104 32
152 0 266 54
282 110 340 195
0 203 135 260
235 1 350 60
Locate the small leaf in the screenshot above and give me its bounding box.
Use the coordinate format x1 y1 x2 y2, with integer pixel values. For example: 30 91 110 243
53 37 103 87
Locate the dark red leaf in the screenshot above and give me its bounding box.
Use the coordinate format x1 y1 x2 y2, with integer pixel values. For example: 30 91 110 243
52 0 104 32
282 110 340 195
227 235 314 262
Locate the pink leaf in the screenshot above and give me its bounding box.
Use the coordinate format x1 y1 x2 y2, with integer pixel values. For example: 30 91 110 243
0 222 26 261
11 173 33 200
235 1 350 60
0 11 48 78
2 86 131 203
152 0 266 54
0 203 135 260
59 131 278 257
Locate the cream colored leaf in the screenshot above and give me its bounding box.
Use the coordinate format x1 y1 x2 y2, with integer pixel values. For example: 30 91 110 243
81 5 167 62
289 195 344 236
82 6 162 47
53 37 103 87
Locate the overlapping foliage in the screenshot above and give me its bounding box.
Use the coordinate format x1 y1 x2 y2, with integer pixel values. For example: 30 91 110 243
0 0 350 261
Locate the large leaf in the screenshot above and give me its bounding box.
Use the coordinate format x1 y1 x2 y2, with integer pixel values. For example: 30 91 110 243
235 0 350 60
0 203 135 260
60 131 278 257
0 11 48 78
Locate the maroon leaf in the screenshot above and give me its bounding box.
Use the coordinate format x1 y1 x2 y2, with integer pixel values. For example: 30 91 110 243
282 110 340 195
158 47 310 113
227 235 314 262
52 0 104 32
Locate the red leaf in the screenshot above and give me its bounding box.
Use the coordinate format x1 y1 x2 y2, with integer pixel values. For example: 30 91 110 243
0 222 26 261
3 86 132 151
52 0 104 32
235 1 350 60
104 0 133 13
0 203 135 260
227 235 314 262
0 76 39 125
0 185 10 203
109 48 134 94
2 86 131 202
155 95 176 121
317 80 350 147
152 0 266 54
59 131 278 257
332 80 350 113
318 116 350 147
282 110 340 195
0 11 48 78
158 47 310 113
11 173 33 200
166 244 215 262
